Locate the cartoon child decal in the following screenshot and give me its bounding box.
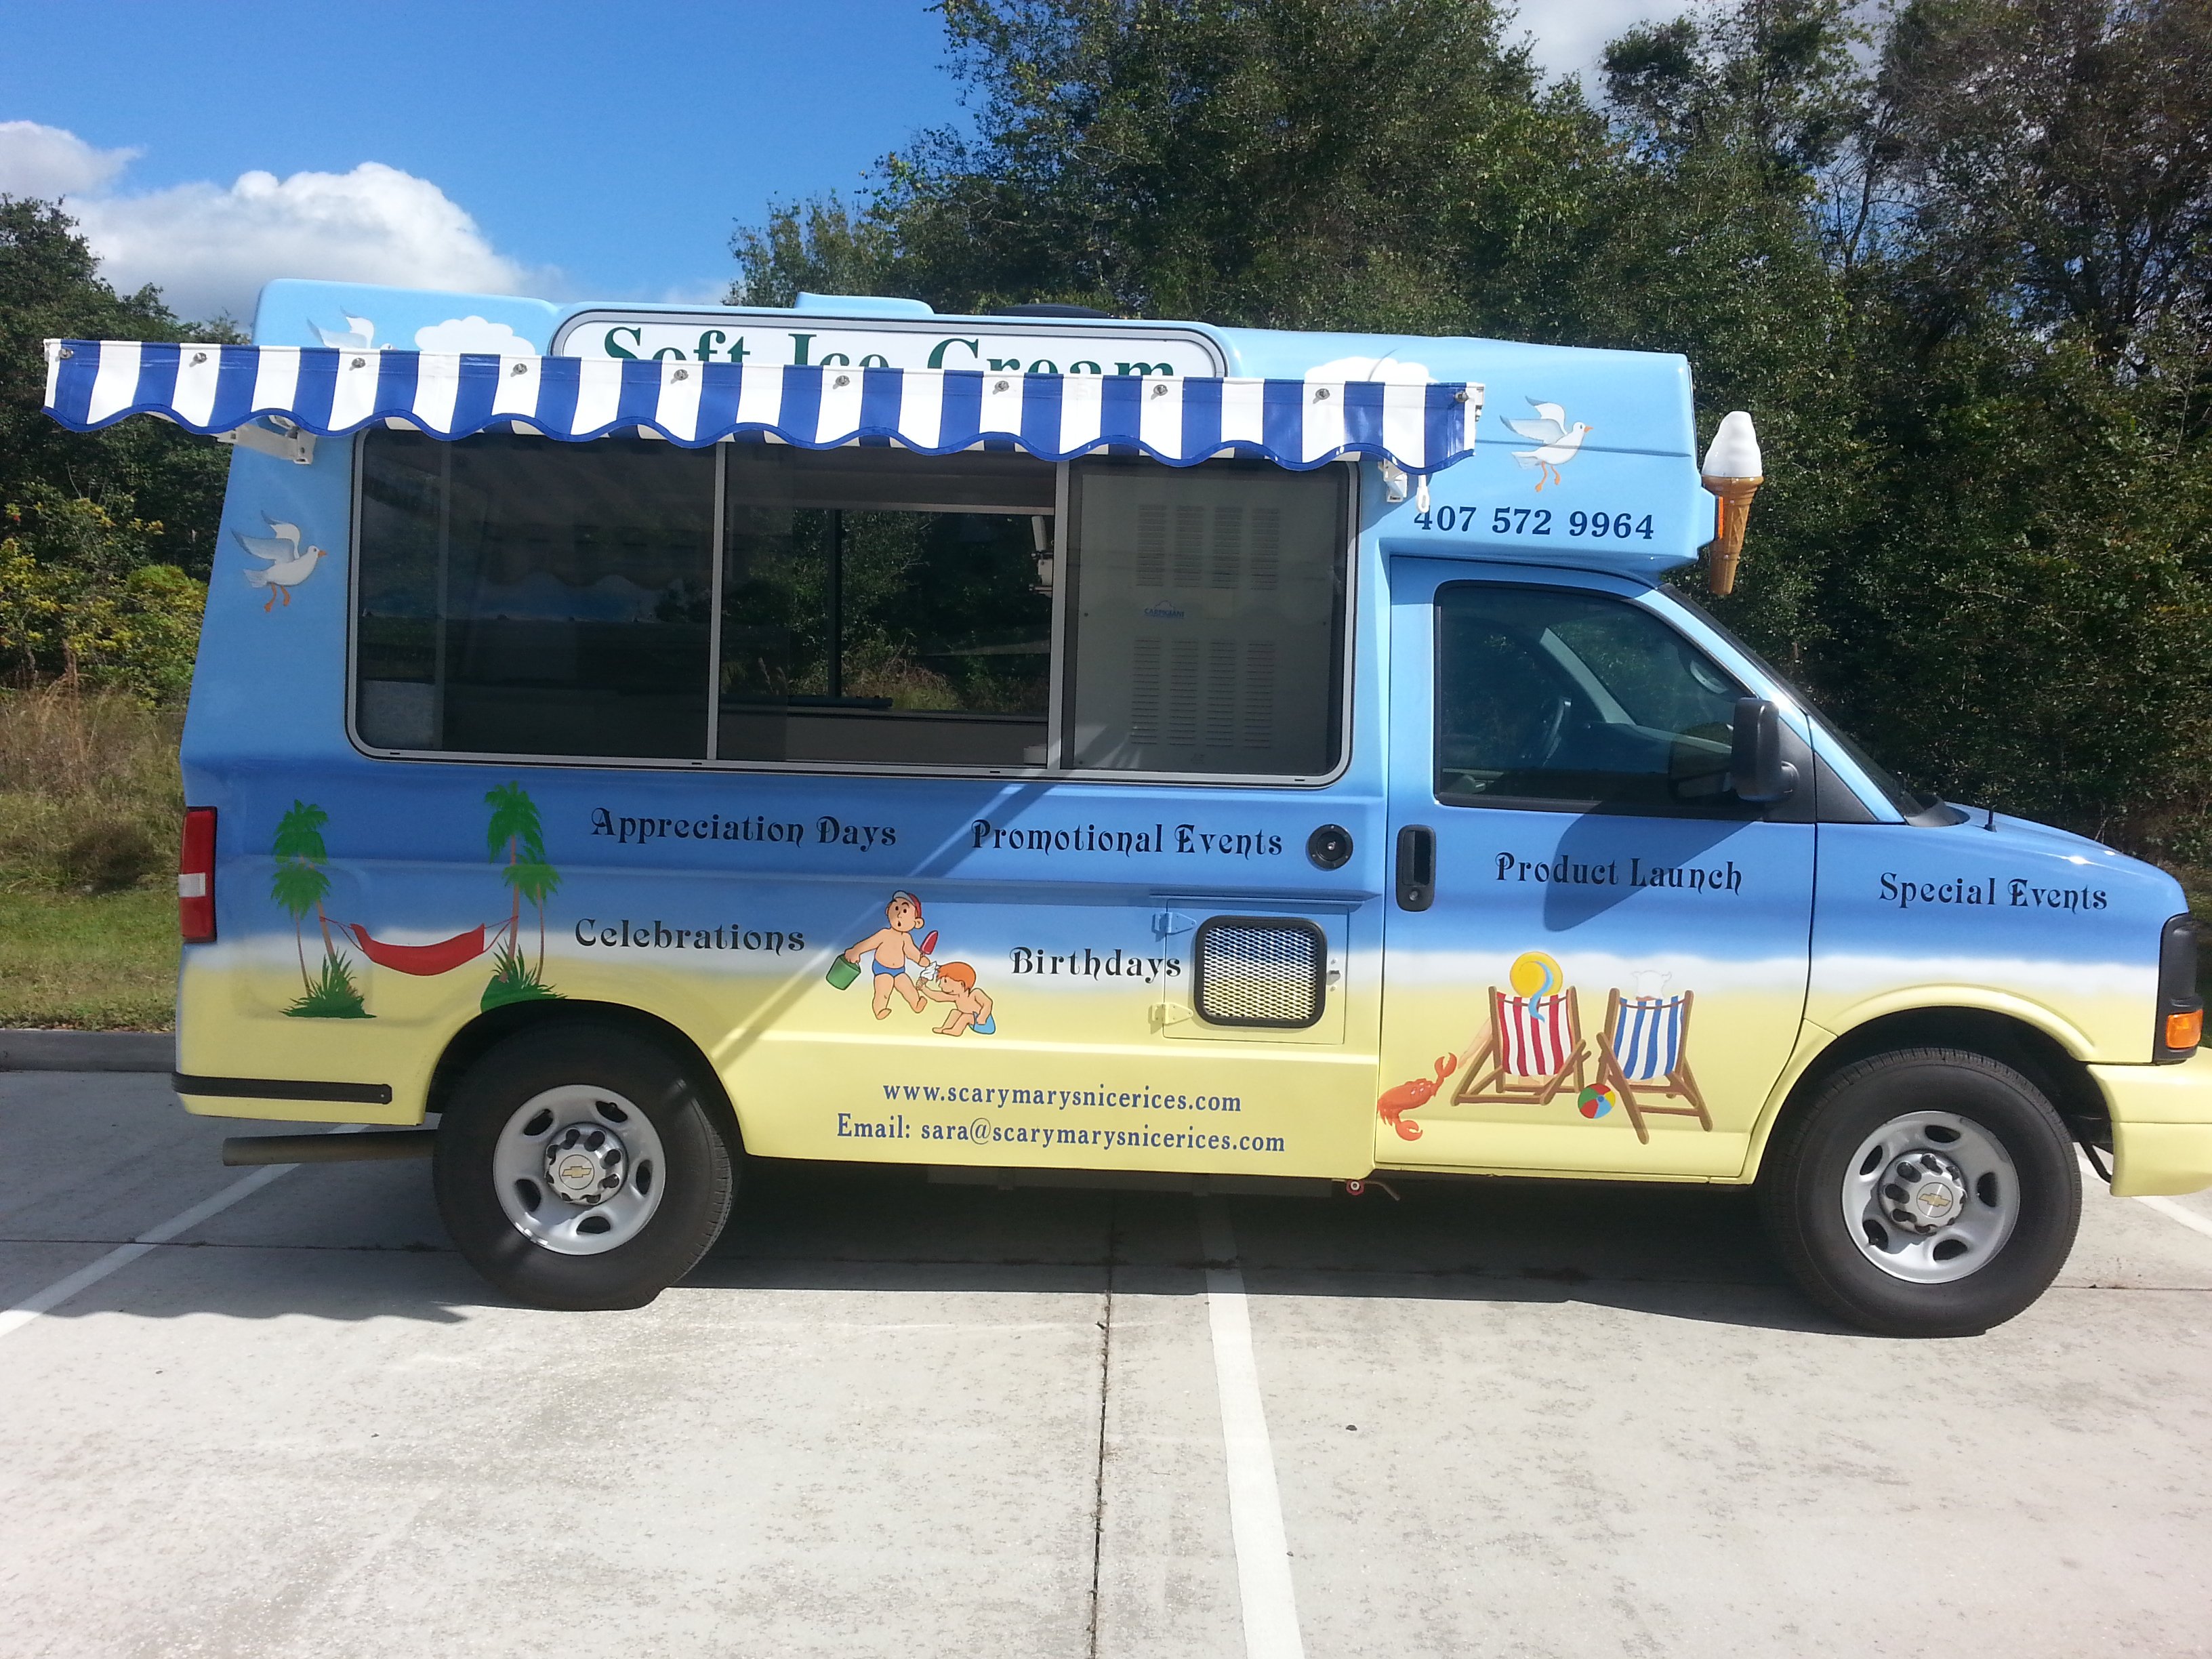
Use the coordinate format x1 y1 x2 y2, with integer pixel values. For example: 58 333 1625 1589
924 961 996 1036
842 890 935 1020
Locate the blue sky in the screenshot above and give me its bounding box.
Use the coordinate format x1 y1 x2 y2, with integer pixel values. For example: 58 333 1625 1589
0 0 1671 321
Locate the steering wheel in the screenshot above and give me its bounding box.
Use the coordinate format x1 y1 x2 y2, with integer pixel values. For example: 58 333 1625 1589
1516 693 1572 769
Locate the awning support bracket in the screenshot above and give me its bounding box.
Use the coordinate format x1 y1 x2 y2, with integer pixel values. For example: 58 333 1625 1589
216 417 316 466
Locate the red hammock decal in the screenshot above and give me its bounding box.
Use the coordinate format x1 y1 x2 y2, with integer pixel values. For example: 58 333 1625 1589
344 923 489 976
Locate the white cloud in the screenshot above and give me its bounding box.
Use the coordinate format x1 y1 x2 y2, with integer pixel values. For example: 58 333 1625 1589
1513 0 1688 83
0 121 540 322
0 120 136 197
1306 354 1435 382
414 316 536 353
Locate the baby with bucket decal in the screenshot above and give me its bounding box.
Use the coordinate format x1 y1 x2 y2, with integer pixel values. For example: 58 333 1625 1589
832 890 937 1019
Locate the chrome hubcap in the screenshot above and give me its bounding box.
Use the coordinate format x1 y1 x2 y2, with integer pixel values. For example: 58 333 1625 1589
493 1085 665 1256
544 1123 627 1205
1882 1148 1968 1235
1842 1110 2018 1284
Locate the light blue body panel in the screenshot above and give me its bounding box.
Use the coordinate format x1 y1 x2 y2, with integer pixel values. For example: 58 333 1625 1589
169 280 2192 1187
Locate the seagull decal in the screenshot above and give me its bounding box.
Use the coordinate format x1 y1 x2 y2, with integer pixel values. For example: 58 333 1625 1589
312 313 375 350
234 514 327 612
1502 399 1594 491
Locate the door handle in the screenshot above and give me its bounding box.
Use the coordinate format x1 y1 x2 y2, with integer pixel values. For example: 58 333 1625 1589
1395 825 1435 912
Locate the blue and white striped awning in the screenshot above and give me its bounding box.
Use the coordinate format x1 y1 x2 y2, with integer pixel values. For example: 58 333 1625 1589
43 339 1479 474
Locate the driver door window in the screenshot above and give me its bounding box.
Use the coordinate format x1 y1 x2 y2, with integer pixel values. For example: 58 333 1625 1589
1435 584 1746 813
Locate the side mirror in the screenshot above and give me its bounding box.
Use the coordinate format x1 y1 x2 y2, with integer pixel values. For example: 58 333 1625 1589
1732 698 1800 804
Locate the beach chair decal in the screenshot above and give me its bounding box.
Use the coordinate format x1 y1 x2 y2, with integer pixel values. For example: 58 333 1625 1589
1596 990 1711 1143
1452 987 1588 1107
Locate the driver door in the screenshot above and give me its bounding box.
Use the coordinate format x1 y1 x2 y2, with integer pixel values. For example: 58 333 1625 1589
1376 561 1813 1176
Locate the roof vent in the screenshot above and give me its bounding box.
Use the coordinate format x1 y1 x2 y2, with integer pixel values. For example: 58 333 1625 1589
991 302 1113 319
791 292 935 317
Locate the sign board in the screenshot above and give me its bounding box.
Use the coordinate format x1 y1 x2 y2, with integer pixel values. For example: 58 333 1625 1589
551 309 1226 377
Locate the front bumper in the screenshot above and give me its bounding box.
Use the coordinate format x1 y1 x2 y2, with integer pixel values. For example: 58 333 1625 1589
2089 1048 2212 1196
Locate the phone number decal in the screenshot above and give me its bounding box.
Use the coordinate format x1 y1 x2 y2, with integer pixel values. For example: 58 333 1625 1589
1417 506 1655 540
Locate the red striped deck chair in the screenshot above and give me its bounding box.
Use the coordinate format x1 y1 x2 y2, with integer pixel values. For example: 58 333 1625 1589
1597 989 1711 1144
1453 987 1587 1107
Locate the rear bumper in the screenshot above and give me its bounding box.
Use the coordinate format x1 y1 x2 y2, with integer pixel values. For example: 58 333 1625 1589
2089 1049 2212 1196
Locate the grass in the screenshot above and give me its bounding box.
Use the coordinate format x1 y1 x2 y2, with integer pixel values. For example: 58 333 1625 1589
0 884 176 1029
480 943 560 1012
285 949 371 1019
0 686 182 1029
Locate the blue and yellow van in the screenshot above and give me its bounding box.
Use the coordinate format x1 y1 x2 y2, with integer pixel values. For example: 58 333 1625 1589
44 280 2212 1333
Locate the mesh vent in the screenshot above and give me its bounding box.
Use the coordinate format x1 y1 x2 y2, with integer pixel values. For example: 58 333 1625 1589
1193 917 1326 1029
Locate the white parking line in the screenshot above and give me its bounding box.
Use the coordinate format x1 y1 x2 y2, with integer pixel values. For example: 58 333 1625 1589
0 1158 308 1341
2136 1195 2212 1241
2078 1149 2212 1244
1200 1203 1305 1659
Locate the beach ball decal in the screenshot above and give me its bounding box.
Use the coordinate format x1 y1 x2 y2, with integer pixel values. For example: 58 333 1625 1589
1509 951 1563 999
1577 1084 1614 1120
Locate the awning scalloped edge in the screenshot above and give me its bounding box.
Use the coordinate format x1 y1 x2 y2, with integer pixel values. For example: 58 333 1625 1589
43 339 1481 475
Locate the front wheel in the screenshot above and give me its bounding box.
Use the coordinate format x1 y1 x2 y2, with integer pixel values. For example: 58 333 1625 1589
1759 1048 2081 1336
434 1025 735 1309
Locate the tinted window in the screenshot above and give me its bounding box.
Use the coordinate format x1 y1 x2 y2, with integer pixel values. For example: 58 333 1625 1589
1435 584 1746 811
1065 460 1347 777
354 435 1350 779
717 446 1056 767
356 432 714 758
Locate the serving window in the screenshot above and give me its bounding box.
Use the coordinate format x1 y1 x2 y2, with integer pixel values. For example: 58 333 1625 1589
352 431 1351 781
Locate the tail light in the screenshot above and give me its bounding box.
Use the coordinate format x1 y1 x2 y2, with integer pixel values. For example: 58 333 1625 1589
179 807 216 943
2154 914 2199 1063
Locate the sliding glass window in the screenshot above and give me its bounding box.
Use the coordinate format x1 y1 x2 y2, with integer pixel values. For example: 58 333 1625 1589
718 446 1057 766
354 432 1349 779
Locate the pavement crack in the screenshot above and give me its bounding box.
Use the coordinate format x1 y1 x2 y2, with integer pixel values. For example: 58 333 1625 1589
1086 1193 1116 1659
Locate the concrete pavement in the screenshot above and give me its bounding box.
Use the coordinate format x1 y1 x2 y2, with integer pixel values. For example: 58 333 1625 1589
5 1069 2211 1658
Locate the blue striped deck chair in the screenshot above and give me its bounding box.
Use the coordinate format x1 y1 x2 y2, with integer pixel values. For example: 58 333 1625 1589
1598 989 1711 1144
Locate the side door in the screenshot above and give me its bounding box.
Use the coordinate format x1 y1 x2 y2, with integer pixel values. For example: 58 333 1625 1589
1376 561 1814 1176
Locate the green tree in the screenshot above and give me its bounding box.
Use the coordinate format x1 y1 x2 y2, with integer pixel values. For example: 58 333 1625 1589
0 197 237 578
270 800 333 991
485 782 561 994
0 485 204 701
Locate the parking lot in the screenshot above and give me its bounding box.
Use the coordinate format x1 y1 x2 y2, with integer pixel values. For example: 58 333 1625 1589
5 1068 2212 1658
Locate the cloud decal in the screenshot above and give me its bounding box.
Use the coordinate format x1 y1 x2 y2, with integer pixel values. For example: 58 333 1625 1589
415 316 538 354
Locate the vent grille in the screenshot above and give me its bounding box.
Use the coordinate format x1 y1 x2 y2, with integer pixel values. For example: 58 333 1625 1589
1193 917 1327 1029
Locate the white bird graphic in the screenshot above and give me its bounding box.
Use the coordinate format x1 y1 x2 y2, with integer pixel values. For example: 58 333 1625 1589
234 514 327 611
312 313 375 350
1502 399 1595 491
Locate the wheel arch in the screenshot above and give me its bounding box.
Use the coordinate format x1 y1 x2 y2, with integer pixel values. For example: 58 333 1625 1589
1746 1005 2108 1180
425 1000 746 1159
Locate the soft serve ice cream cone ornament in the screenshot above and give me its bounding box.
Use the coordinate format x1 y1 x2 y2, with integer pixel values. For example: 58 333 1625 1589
1700 411 1762 596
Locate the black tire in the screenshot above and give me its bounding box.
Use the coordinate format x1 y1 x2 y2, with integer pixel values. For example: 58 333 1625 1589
1759 1047 2080 1337
434 1024 735 1310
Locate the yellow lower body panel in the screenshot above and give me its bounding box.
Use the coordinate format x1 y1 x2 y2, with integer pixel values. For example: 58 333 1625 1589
2091 1050 2212 1196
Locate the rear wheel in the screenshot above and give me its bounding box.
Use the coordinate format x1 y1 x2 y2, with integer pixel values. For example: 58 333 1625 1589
434 1025 735 1309
1759 1047 2079 1336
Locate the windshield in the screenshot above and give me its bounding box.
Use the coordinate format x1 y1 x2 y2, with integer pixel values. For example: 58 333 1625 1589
1651 586 1931 819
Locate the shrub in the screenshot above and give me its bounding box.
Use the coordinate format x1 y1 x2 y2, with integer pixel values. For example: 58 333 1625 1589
57 819 160 891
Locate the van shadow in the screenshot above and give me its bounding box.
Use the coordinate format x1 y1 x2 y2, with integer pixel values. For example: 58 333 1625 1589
27 1144 1838 1335
684 1160 1851 1336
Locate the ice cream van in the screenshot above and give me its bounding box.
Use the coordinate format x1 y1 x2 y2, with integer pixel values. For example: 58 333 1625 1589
43 280 2212 1334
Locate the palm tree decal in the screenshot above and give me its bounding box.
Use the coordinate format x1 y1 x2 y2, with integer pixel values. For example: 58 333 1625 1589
483 782 562 1010
270 800 367 1018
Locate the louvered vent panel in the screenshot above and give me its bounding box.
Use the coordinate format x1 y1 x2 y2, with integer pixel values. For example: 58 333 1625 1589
1210 506 1243 590
1130 637 1162 744
1242 641 1276 749
1136 505 1167 586
1204 639 1238 747
1248 508 1281 590
1193 917 1326 1029
1166 640 1201 746
1172 505 1206 587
